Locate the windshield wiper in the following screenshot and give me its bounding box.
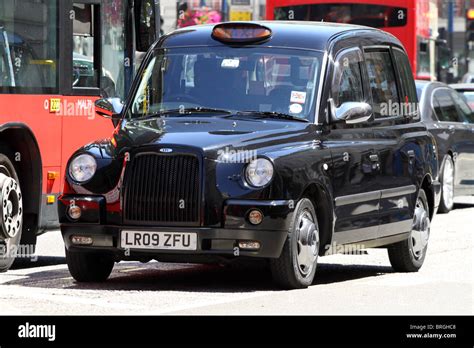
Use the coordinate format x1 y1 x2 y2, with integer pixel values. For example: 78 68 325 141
236 110 309 122
137 107 233 119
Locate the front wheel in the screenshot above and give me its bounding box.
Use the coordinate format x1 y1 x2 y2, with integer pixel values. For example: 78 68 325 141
270 198 319 289
66 249 115 282
0 153 23 272
388 189 430 272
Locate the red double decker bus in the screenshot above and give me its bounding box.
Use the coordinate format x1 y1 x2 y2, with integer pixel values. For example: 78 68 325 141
266 0 438 80
0 0 160 271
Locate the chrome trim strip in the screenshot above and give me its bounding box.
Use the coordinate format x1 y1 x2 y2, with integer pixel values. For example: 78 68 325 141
335 190 381 207
333 225 379 245
380 185 416 199
334 220 413 245
378 219 413 238
314 50 329 125
335 185 417 206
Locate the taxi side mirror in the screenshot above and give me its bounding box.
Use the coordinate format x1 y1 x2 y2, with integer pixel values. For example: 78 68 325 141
329 99 372 124
95 98 123 127
95 98 123 118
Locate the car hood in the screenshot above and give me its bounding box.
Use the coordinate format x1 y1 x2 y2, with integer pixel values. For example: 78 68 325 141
113 116 315 158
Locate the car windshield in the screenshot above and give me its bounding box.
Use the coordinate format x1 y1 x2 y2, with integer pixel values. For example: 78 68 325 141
127 46 323 121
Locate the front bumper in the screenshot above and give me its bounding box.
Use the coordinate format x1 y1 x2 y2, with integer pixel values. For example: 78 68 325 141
59 198 294 260
62 225 288 260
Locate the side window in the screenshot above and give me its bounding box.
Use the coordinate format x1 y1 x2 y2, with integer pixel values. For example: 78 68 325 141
332 48 364 107
364 49 400 117
432 89 461 122
450 90 474 123
72 3 99 90
102 0 127 99
0 0 58 93
432 96 442 119
393 48 418 117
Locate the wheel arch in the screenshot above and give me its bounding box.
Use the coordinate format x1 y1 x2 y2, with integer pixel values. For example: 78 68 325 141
440 150 455 165
0 123 42 243
420 173 435 221
300 182 334 256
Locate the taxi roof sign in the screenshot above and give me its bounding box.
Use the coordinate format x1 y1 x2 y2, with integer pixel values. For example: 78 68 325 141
212 23 272 43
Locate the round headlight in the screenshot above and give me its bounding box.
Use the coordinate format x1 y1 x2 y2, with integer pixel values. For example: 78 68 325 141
245 158 274 187
69 154 97 183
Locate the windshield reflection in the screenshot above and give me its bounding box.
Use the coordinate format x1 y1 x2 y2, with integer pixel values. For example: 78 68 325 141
128 46 323 122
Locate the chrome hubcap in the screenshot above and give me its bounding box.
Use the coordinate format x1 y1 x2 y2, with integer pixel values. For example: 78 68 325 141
442 159 454 209
296 210 319 276
410 198 430 260
0 172 23 239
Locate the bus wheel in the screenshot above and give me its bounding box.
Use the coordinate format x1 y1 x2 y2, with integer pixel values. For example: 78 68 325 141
0 154 23 272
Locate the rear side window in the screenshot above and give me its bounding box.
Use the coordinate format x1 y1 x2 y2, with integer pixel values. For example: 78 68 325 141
364 50 400 117
450 90 474 123
432 89 462 122
393 49 418 117
332 48 364 107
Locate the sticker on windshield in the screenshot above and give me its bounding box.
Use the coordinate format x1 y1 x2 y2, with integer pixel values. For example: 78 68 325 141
290 91 306 104
289 103 303 114
221 59 240 69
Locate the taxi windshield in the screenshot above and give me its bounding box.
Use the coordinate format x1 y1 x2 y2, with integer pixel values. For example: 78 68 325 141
128 46 323 121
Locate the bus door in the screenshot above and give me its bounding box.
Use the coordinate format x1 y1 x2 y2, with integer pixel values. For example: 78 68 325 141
58 0 161 201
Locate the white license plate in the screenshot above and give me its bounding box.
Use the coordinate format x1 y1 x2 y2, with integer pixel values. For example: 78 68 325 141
121 231 197 251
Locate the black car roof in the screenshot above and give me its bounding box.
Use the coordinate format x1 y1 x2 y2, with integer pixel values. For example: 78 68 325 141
158 21 402 52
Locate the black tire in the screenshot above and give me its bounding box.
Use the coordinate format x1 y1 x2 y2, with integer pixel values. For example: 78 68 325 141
66 249 114 282
388 189 430 272
0 152 23 273
438 155 455 214
270 198 319 289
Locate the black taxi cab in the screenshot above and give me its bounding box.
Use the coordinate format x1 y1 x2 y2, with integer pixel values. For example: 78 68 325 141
58 21 441 289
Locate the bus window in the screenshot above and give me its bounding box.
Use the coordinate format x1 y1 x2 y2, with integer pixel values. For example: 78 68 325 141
0 0 58 93
417 37 430 78
135 0 157 52
73 3 99 90
102 0 127 99
274 4 407 28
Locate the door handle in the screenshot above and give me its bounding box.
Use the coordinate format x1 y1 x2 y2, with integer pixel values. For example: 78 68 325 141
448 125 455 131
369 154 380 171
369 154 379 162
407 150 415 158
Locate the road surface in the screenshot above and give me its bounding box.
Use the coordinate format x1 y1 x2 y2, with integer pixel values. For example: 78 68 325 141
1 198 473 315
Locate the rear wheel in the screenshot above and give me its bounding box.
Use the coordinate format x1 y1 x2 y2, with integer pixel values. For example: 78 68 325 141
388 189 430 272
66 249 114 282
0 153 23 272
270 198 319 289
438 155 454 213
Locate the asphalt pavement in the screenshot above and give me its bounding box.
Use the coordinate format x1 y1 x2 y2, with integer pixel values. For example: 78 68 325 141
0 197 473 315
